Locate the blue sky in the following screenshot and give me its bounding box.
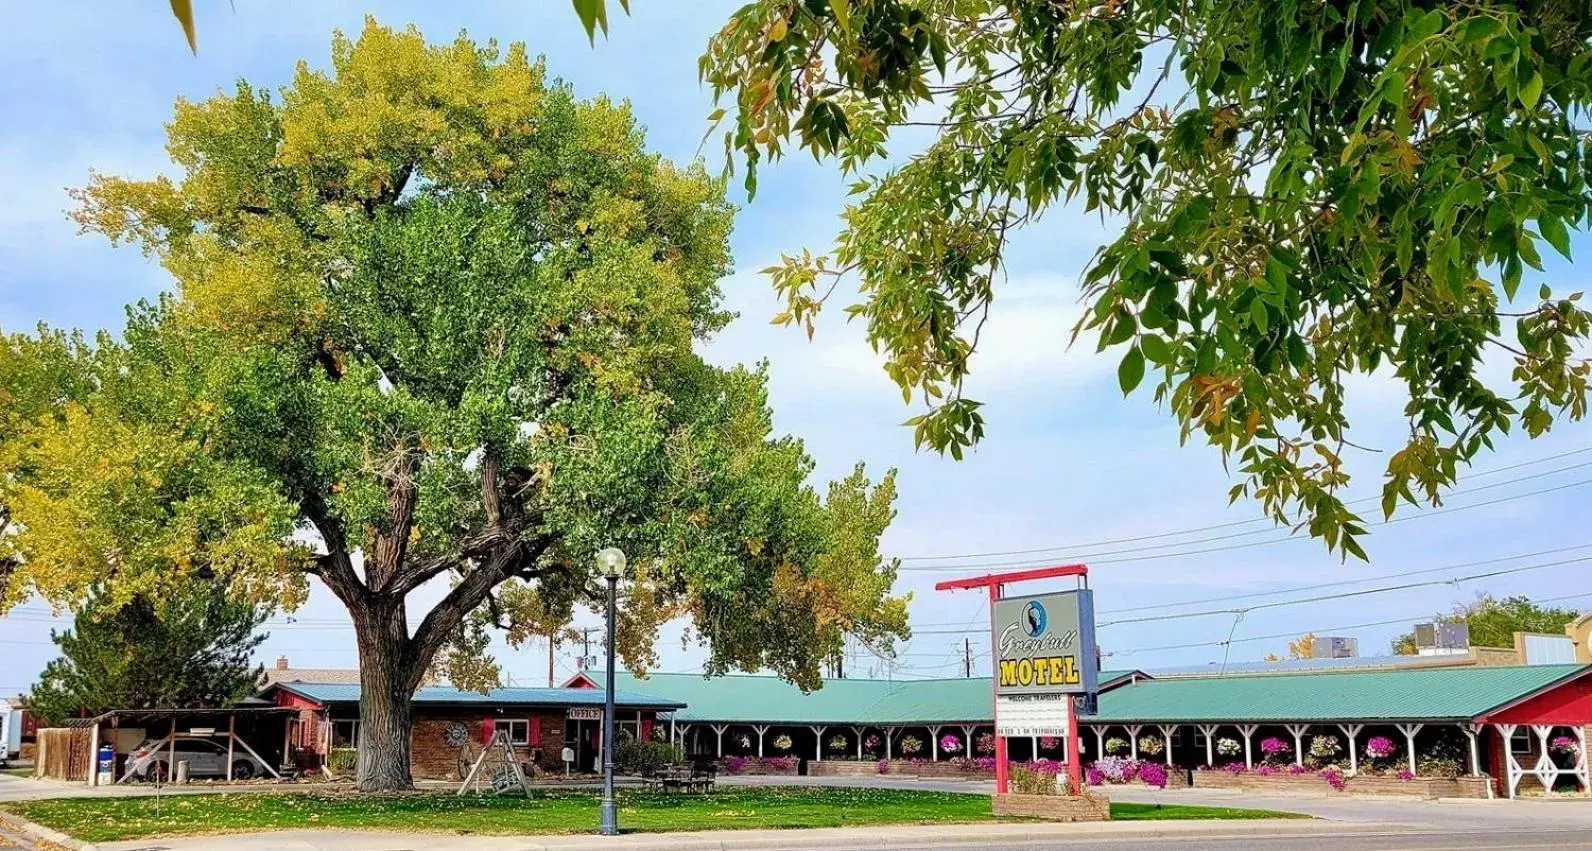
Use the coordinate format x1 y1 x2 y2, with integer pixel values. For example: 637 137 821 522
1 0 1589 694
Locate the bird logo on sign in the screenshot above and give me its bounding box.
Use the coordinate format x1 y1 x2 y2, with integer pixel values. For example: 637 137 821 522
1023 600 1047 638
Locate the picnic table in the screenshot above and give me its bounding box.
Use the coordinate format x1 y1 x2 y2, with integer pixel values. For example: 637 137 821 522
644 762 716 793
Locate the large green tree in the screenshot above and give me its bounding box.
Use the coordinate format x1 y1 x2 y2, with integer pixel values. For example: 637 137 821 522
3 19 907 791
694 0 1592 559
1391 593 1580 653
29 588 269 725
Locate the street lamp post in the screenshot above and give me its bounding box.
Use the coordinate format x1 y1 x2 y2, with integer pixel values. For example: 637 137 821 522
596 547 625 837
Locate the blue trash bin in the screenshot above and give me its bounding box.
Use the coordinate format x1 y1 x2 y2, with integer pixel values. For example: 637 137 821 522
97 744 114 783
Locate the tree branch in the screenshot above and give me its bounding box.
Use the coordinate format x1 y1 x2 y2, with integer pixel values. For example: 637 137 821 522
300 493 365 606
405 535 557 684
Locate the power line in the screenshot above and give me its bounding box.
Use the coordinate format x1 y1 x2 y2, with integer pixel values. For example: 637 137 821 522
1109 590 1592 657
897 475 1592 572
893 445 1592 566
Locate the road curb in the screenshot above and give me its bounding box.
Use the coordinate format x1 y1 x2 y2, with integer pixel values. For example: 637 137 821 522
501 819 1415 850
0 809 98 850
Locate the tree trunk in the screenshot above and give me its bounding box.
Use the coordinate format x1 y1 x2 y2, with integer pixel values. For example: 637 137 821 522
353 598 420 792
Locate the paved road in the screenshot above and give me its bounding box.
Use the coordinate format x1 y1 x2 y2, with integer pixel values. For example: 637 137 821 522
825 830 1592 850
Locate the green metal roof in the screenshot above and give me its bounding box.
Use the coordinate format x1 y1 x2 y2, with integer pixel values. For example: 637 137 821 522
1086 664 1589 723
587 671 1143 724
270 682 684 710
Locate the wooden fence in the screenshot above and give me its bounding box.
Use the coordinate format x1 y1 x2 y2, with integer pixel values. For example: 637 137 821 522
35 727 91 781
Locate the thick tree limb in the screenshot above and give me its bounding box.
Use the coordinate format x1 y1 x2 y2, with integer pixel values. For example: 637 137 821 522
300 493 365 606
368 446 418 591
405 535 554 680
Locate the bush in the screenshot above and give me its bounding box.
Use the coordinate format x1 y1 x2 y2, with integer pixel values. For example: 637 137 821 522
1012 761 1061 795
1138 761 1168 789
760 756 799 772
328 748 358 774
615 739 682 774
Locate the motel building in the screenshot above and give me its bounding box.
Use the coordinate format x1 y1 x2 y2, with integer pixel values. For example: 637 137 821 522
569 661 1592 799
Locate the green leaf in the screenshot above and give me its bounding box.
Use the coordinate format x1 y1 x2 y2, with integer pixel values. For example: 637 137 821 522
1406 9 1445 41
830 0 853 35
1140 334 1172 365
1461 16 1503 44
1250 299 1269 333
1539 214 1572 260
1118 346 1146 396
572 0 605 43
1520 72 1543 109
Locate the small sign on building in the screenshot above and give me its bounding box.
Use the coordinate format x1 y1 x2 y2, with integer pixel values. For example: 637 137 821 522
567 707 602 721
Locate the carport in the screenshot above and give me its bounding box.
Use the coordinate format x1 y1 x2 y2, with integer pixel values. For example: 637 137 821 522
84 706 296 786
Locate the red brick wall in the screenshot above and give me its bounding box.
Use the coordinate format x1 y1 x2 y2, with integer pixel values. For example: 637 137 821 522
409 710 569 780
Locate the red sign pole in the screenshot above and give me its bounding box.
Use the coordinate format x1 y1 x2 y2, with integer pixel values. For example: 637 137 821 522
935 564 1089 799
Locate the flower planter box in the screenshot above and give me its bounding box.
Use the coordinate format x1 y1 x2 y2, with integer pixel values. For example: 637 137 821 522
1093 771 1189 790
808 761 881 777
1192 770 1488 799
992 792 1111 822
718 760 799 776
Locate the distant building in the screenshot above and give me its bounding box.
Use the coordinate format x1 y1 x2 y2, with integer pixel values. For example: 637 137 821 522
260 656 362 687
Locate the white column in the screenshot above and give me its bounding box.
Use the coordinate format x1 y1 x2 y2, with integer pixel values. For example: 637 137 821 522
1396 723 1423 776
754 725 769 758
810 726 827 762
1464 724 1482 777
226 715 236 781
1092 726 1106 761
885 727 894 760
1127 724 1143 760
669 716 676 747
855 726 865 760
1532 724 1559 795
712 724 728 758
1339 724 1364 774
1158 725 1177 765
1576 726 1590 794
928 725 942 762
961 725 977 760
86 723 100 787
1497 724 1520 798
1032 735 1039 760
1237 724 1258 769
1199 724 1220 767
1286 724 1309 768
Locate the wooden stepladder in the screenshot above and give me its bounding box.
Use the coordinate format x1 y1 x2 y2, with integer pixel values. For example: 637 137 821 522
457 728 531 797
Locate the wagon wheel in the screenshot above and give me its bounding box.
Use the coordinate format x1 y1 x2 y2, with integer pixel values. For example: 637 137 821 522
457 742 480 781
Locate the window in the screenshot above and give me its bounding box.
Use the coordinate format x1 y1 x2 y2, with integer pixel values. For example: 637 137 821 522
502 719 532 747
331 719 360 749
618 718 640 742
1510 728 1532 755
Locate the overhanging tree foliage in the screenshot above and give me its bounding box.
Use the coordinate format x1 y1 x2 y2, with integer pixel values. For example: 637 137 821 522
29 588 269 725
3 19 908 791
694 0 1592 559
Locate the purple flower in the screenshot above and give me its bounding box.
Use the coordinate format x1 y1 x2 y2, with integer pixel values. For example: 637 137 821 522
1260 737 1290 757
1138 761 1169 789
1038 736 1060 750
939 734 962 753
1396 768 1415 781
1094 756 1139 783
1365 736 1396 760
724 756 748 774
1085 764 1105 786
1288 763 1310 776
1255 763 1277 776
974 756 996 771
1320 767 1347 791
876 759 890 775
1224 762 1247 774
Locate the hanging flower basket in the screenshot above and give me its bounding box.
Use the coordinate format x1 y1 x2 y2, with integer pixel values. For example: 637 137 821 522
828 734 849 752
1309 736 1342 760
1216 738 1241 757
1104 736 1129 755
1039 735 1060 750
1137 735 1164 756
1551 735 1581 756
1365 736 1397 760
772 734 793 752
976 732 996 755
864 734 881 751
1260 737 1290 760
939 733 962 754
900 736 923 755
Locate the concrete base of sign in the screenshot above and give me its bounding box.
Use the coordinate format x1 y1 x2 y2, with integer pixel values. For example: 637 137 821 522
992 792 1111 822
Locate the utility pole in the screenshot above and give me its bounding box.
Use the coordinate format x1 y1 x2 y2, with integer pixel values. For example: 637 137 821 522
963 638 972 678
577 627 600 671
547 631 556 687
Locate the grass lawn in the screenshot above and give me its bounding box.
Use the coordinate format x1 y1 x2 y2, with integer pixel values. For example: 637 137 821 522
0 769 32 778
2 787 1306 843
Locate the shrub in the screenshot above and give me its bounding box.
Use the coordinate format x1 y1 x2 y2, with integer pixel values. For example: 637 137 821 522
973 756 996 771
722 756 749 774
1137 735 1164 756
1012 761 1061 795
760 756 799 772
1104 736 1129 755
616 740 682 774
1085 764 1105 787
1138 761 1168 789
1417 756 1462 778
328 748 357 774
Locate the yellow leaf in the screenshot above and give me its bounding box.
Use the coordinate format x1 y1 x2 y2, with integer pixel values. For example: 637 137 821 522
169 0 197 54
769 17 788 42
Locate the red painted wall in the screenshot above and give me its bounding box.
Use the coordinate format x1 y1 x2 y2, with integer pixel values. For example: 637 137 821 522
273 690 326 711
1482 675 1592 725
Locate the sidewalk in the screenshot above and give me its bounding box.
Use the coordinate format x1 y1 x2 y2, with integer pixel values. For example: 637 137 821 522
81 818 1404 851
